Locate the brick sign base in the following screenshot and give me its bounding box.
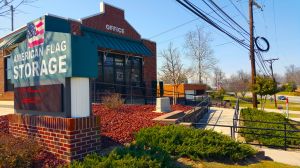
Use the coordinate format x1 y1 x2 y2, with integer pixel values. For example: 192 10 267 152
8 114 101 162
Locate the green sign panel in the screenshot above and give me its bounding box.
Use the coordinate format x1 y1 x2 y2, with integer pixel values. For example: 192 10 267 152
11 32 72 87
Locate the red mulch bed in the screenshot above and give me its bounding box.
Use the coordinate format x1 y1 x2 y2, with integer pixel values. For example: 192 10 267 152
0 115 8 133
33 151 66 168
93 104 193 145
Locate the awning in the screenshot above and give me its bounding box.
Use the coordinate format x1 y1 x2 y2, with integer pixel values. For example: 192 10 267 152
82 27 152 56
0 29 27 50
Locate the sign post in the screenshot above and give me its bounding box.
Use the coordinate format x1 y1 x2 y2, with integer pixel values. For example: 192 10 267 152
8 15 100 162
286 97 289 119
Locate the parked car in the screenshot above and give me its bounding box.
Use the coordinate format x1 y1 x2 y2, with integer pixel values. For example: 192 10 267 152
278 96 286 100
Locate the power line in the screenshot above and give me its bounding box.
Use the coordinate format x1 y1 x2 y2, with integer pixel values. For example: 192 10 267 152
200 0 250 42
264 57 279 107
207 0 250 36
176 0 250 50
148 18 199 39
148 4 230 40
156 12 243 45
228 0 248 23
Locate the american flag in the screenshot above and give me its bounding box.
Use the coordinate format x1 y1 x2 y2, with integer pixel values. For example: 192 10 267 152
27 18 45 48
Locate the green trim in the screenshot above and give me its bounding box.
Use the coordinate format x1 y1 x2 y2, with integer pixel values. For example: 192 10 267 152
81 26 152 56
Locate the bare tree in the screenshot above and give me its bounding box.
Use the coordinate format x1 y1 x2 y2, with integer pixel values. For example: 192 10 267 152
184 26 217 84
223 75 240 97
237 70 250 97
159 43 193 104
223 70 250 98
212 67 225 89
284 64 300 85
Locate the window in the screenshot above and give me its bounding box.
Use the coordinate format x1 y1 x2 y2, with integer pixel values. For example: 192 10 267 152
115 56 125 83
97 52 104 81
4 56 14 91
126 57 142 85
103 55 114 83
96 52 142 86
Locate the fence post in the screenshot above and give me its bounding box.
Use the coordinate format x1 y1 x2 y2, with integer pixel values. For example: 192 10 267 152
284 123 287 150
93 82 96 103
130 85 133 104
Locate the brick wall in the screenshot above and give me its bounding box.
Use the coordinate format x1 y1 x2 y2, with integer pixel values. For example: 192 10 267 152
8 114 101 162
81 3 141 40
142 40 157 90
70 21 82 36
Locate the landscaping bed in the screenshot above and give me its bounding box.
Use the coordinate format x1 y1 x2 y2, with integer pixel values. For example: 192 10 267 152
0 133 65 168
93 104 192 145
72 125 258 168
0 115 8 133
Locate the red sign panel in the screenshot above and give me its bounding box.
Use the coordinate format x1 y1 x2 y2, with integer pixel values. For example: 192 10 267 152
14 84 63 112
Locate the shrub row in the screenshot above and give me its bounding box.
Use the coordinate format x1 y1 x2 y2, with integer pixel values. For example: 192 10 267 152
240 108 300 147
72 125 256 167
135 125 256 161
70 145 176 168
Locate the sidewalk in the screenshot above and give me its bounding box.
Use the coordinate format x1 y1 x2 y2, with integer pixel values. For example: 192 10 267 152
0 101 14 116
254 146 300 166
261 108 299 114
197 107 235 137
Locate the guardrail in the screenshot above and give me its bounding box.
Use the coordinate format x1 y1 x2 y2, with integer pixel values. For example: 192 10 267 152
177 97 210 123
193 98 300 150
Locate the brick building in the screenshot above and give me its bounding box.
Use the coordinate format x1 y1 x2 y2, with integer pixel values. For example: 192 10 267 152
0 2 156 162
0 2 157 101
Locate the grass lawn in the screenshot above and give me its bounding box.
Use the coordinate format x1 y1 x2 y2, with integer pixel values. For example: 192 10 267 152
289 113 300 118
223 95 300 111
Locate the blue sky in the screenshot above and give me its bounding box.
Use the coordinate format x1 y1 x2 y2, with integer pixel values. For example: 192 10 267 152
0 0 299 77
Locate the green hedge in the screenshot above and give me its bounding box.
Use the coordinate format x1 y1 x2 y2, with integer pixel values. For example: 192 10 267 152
70 145 176 168
240 108 300 147
135 125 256 161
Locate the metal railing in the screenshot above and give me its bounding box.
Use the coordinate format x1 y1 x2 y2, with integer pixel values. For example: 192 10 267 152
232 99 240 137
177 97 210 123
233 119 300 150
193 98 300 150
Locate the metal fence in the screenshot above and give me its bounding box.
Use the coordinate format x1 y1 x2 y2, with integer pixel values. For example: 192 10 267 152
90 81 207 105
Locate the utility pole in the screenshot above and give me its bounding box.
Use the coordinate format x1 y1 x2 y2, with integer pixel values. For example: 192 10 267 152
10 5 14 31
249 0 257 108
264 58 279 108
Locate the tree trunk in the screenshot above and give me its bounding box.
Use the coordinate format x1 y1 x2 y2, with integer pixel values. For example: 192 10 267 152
263 96 267 110
172 85 175 105
260 95 263 110
198 61 202 84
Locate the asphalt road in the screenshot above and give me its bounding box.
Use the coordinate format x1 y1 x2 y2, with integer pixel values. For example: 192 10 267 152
242 92 300 103
276 95 300 103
